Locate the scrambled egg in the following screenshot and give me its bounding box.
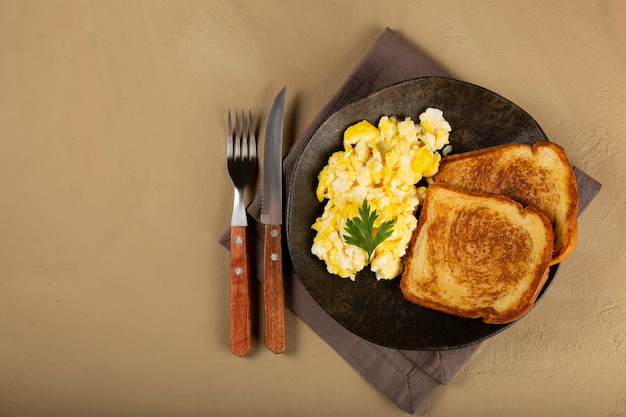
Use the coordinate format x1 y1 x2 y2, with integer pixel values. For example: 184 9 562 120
311 108 452 280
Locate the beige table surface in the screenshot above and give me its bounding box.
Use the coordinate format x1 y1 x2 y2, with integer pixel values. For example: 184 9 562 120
1 1 625 416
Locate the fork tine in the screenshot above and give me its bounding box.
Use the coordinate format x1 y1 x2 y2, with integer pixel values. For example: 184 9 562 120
240 109 248 160
227 110 234 159
248 109 256 160
234 109 242 161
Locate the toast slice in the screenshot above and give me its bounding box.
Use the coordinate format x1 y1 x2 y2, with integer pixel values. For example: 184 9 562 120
400 183 554 324
434 141 578 265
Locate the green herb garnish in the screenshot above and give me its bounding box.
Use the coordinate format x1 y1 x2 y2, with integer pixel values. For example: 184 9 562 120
343 201 395 262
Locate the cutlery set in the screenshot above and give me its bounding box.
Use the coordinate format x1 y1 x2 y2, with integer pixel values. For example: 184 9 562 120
226 88 287 357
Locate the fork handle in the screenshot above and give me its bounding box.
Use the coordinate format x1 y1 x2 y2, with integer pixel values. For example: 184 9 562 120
263 224 286 353
230 226 252 357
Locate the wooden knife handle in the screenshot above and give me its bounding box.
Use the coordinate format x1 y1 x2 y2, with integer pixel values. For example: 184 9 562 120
263 224 286 353
229 226 252 357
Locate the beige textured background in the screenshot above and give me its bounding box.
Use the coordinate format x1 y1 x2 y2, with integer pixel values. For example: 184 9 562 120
1 1 625 416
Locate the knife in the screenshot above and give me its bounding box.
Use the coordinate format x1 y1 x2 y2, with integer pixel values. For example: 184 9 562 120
261 87 287 354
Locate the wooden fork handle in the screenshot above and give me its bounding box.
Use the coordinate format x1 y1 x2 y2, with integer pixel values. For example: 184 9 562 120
263 224 286 353
230 226 252 357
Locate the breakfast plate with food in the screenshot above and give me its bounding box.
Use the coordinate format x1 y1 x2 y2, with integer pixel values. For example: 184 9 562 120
285 77 579 350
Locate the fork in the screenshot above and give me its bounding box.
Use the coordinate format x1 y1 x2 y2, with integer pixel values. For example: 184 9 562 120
227 109 257 357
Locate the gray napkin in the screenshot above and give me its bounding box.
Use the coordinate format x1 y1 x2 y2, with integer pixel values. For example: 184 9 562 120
219 28 602 413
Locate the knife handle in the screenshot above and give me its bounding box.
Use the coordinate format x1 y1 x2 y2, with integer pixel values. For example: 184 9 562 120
263 224 286 353
229 226 252 357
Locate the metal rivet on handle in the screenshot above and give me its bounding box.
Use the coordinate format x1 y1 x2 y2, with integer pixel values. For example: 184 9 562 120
270 229 279 238
271 253 279 261
235 267 243 275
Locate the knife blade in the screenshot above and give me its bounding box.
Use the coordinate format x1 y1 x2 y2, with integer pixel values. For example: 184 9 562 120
261 86 286 354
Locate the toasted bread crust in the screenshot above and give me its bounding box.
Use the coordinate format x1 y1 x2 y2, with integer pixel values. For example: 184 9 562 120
400 183 554 324
434 141 578 265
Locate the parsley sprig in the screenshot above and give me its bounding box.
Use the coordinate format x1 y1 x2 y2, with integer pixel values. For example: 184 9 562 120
343 201 395 262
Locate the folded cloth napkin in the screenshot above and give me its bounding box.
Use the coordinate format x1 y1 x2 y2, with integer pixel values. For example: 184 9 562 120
219 28 602 413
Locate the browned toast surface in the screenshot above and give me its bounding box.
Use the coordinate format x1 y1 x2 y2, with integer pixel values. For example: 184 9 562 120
400 183 554 324
434 141 578 264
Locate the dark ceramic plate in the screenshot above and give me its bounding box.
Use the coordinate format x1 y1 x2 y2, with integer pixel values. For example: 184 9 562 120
285 77 558 350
